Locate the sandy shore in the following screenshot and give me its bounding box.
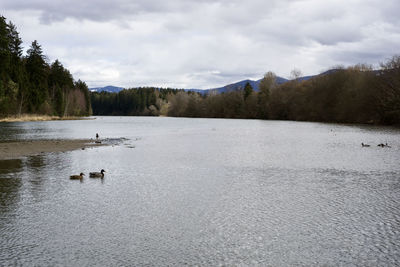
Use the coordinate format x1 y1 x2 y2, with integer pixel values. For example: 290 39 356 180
0 139 104 160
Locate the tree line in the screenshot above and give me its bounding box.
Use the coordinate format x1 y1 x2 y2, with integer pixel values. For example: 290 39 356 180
0 15 91 118
91 56 399 125
90 88 181 116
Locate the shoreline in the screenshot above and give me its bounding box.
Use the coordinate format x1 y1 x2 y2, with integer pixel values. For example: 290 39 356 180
0 114 93 123
0 139 104 160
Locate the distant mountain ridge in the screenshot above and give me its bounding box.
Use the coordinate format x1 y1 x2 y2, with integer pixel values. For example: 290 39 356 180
194 76 289 94
187 70 338 94
90 85 124 93
90 71 335 94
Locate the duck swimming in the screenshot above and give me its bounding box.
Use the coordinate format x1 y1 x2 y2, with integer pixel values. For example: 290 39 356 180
378 143 391 148
70 173 85 179
89 169 106 178
361 143 370 147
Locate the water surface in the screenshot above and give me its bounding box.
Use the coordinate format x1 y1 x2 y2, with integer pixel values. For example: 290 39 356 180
0 117 399 266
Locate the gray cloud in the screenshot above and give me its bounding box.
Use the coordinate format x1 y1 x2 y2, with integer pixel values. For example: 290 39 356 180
2 0 399 88
4 0 162 23
3 0 233 23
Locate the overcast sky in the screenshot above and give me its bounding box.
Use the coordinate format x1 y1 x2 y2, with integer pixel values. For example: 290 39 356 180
1 0 399 89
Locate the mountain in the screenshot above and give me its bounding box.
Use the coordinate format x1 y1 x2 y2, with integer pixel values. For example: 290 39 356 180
186 75 289 94
90 85 124 93
212 79 261 93
191 71 342 94
90 70 336 95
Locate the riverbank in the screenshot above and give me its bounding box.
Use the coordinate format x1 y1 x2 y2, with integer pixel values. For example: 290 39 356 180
0 114 92 123
0 139 104 160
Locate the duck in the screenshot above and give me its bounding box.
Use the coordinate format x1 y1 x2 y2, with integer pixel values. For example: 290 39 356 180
89 169 106 178
378 143 391 147
70 173 85 179
361 143 370 147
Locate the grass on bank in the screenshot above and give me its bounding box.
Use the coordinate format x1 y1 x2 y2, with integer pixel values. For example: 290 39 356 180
0 114 91 122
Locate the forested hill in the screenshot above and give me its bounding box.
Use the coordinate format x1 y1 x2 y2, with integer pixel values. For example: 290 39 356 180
91 59 400 125
0 15 91 118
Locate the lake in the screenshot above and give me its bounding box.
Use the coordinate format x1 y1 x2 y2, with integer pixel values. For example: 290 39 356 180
1 117 400 266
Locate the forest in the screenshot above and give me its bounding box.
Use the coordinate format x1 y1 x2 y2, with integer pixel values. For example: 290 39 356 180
91 56 400 125
0 15 91 118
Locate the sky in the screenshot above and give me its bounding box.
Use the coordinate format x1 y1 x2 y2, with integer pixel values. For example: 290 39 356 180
1 0 399 89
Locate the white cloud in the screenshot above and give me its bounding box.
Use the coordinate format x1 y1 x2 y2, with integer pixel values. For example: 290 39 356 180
2 0 399 88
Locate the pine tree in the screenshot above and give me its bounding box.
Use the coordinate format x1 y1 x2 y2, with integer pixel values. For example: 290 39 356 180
243 82 253 100
7 22 22 58
26 40 49 111
0 16 10 86
0 16 11 113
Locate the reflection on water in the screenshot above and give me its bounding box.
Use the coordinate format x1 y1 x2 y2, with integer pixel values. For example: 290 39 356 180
0 123 26 142
0 159 22 175
26 155 45 170
0 158 23 244
0 117 399 266
0 159 22 214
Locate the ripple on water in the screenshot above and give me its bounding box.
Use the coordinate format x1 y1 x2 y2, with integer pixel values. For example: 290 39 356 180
0 118 400 266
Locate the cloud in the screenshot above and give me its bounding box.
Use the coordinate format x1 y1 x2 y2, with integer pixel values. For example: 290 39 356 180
2 0 399 88
3 0 230 23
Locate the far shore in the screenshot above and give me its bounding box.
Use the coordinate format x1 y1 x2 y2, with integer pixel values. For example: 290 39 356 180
0 114 93 123
0 139 104 160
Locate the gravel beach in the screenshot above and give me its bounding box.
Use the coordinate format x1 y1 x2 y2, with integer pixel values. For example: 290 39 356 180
0 139 103 160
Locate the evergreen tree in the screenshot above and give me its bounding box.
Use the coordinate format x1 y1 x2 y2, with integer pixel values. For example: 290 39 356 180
0 16 91 118
6 21 26 115
26 40 49 111
0 16 10 86
7 22 22 58
243 82 253 100
7 22 23 84
0 16 11 113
